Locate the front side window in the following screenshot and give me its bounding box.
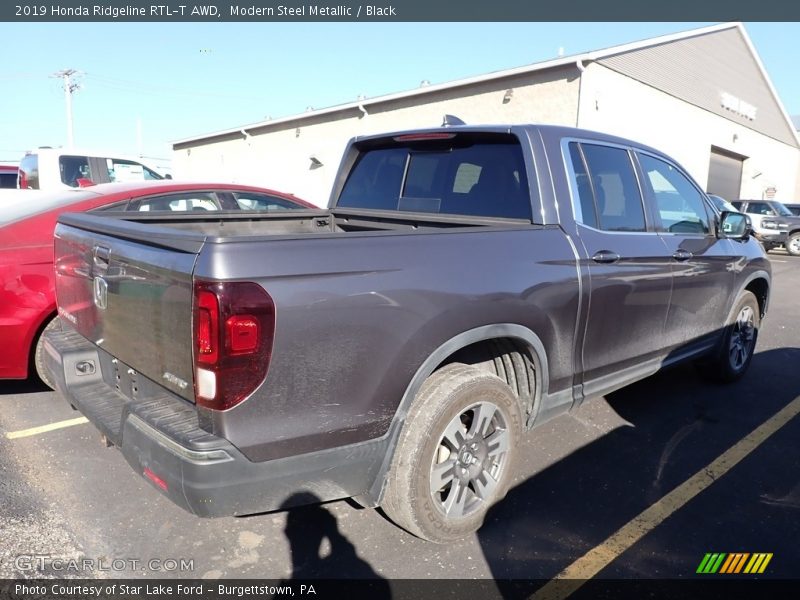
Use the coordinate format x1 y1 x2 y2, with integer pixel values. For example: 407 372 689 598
770 202 795 217
577 143 646 232
59 155 92 187
638 154 710 235
745 202 775 216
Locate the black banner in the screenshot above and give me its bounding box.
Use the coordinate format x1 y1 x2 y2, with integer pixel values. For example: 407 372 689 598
2 579 800 600
2 1 800 22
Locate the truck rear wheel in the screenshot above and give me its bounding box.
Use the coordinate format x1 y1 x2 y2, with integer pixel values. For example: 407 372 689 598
706 291 760 383
381 363 521 543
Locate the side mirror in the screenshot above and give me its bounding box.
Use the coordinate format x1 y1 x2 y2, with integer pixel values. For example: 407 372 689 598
719 211 750 240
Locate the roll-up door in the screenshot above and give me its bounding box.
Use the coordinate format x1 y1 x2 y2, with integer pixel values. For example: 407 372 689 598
707 147 745 201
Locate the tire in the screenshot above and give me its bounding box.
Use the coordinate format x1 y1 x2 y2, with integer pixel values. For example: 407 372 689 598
761 243 776 253
786 232 800 257
706 291 760 383
381 363 522 543
33 317 61 389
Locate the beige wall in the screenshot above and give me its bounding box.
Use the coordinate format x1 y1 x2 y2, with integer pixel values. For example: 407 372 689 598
578 64 800 202
173 68 581 206
175 62 798 205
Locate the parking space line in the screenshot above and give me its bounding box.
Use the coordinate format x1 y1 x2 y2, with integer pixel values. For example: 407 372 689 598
531 394 800 600
5 416 89 439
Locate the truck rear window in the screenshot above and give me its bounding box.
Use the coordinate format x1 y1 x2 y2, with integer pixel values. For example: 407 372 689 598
337 136 531 220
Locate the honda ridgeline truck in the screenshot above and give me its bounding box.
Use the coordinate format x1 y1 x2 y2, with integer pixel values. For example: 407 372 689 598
45 124 770 543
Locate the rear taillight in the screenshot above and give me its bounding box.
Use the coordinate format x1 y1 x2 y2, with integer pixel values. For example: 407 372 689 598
18 171 27 189
193 281 276 411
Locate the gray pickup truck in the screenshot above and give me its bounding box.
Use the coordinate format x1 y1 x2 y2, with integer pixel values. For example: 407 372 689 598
45 124 770 543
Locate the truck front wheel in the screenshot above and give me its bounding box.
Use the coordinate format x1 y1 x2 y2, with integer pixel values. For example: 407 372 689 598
381 363 522 543
786 232 800 257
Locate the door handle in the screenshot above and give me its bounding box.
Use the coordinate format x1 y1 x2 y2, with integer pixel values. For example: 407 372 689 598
672 249 693 262
592 250 621 264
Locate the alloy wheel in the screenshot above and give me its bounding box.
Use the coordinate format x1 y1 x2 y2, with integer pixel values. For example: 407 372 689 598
729 305 755 371
429 401 510 519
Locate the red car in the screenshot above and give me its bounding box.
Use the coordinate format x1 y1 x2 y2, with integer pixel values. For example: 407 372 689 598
0 180 316 387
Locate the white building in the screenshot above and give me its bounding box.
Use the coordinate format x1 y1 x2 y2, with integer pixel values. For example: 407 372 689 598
172 23 800 207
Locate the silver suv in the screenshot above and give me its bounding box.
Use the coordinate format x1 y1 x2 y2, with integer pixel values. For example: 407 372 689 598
731 200 800 255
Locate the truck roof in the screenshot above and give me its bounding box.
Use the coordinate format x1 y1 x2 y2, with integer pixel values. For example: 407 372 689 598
350 123 671 160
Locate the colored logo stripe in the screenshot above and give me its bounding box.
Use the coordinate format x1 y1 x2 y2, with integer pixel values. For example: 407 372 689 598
697 553 726 573
697 552 773 574
720 553 749 573
744 553 773 574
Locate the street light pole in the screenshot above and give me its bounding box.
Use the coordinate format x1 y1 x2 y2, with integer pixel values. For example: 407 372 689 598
53 69 80 147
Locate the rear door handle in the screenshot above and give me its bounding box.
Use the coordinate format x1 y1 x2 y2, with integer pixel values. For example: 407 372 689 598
592 250 621 264
672 249 693 262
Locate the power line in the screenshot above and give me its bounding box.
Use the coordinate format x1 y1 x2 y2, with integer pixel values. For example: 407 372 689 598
82 72 274 102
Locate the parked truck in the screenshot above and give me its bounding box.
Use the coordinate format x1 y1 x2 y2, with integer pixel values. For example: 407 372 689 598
45 124 770 542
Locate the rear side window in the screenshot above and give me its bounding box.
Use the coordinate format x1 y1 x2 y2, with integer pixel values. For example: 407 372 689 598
567 143 598 228
337 136 531 220
571 143 646 232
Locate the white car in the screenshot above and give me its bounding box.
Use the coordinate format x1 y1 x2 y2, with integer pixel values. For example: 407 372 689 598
17 148 168 190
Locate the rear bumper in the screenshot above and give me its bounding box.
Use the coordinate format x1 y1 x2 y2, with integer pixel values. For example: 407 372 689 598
43 327 387 517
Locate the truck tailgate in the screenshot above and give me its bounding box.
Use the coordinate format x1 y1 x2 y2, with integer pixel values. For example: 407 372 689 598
54 216 202 403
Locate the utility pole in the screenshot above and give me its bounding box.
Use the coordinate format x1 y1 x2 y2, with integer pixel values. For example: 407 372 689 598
52 69 80 147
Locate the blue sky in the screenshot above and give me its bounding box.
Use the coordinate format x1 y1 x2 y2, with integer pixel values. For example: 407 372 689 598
0 22 798 164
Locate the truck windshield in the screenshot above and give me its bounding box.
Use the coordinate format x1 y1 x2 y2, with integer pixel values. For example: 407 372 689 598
772 201 795 217
337 137 532 220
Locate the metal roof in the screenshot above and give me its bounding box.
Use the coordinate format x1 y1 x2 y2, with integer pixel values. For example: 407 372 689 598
173 23 798 149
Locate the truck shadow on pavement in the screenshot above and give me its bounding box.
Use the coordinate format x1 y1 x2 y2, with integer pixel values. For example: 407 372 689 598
475 347 800 589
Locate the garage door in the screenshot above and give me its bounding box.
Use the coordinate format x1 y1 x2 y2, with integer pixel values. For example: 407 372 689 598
707 147 745 201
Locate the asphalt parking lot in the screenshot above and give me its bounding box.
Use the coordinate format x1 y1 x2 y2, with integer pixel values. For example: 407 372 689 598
1 250 798 590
